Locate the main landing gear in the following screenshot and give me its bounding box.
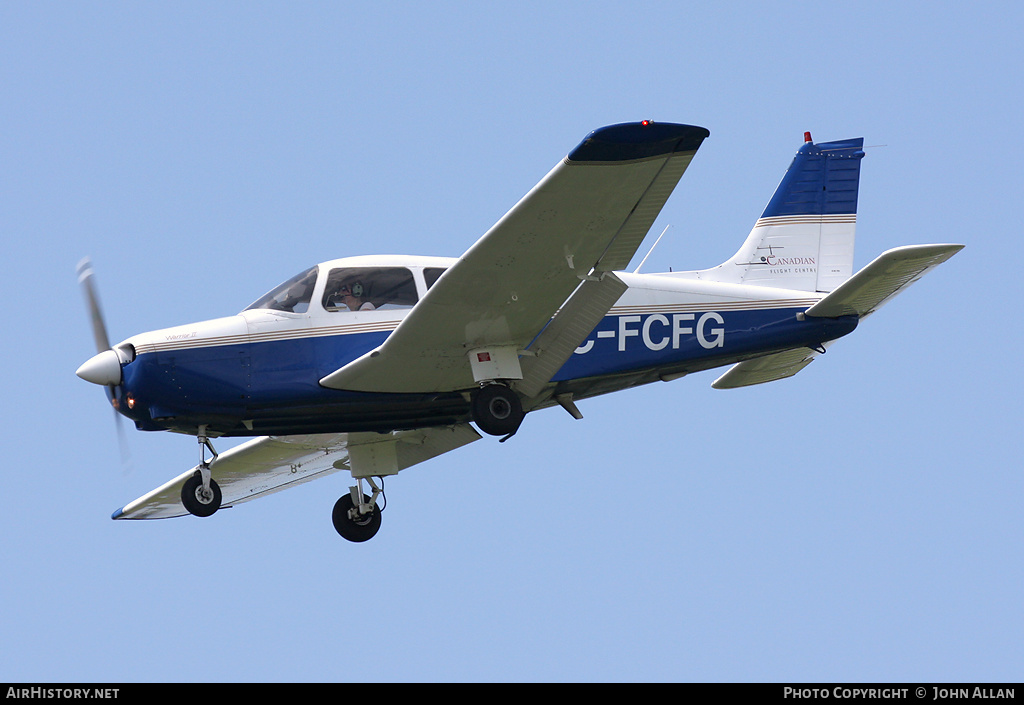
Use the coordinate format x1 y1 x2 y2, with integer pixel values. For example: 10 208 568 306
471 383 525 438
332 476 384 542
181 427 222 518
327 383 523 542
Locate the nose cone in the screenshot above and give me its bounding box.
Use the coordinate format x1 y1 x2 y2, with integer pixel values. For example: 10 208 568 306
76 349 123 386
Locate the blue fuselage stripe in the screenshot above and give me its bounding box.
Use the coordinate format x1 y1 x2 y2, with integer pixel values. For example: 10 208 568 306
556 307 850 379
118 306 856 432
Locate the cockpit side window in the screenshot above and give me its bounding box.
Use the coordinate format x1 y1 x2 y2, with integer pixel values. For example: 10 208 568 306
424 267 447 289
244 265 319 313
322 267 417 312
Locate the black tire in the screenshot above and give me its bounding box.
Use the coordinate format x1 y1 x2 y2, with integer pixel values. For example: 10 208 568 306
181 471 222 517
332 493 382 542
471 384 524 436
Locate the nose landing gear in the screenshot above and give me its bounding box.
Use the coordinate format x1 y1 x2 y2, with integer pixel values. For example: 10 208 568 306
181 426 223 517
181 470 222 517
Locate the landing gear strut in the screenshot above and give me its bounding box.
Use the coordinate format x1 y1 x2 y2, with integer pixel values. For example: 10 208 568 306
332 476 384 542
471 383 524 437
181 426 222 517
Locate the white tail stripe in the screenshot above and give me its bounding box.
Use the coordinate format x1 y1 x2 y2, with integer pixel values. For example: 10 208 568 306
754 214 855 228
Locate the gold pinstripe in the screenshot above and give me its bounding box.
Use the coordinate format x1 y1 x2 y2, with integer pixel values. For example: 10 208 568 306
135 300 819 356
753 214 856 227
135 320 401 355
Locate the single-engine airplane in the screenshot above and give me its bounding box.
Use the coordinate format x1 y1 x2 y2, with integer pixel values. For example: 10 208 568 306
77 121 962 541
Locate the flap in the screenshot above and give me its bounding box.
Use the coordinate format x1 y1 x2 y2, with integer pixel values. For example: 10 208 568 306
514 272 628 399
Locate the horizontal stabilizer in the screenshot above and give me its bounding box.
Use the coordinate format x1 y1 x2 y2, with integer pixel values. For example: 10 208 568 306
711 346 822 389
805 244 963 319
714 243 963 390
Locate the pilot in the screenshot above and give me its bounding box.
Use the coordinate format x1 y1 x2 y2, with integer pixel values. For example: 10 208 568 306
338 282 375 311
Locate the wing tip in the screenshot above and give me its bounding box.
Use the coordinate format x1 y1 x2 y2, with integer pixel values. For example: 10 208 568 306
568 121 710 163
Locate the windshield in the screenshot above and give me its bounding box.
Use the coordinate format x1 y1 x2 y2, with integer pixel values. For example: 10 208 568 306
244 265 318 313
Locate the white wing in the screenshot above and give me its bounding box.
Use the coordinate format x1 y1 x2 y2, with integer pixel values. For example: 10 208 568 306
113 425 480 520
320 122 709 394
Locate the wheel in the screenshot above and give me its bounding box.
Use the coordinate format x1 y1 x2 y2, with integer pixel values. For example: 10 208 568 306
181 471 222 517
471 384 524 436
332 493 382 542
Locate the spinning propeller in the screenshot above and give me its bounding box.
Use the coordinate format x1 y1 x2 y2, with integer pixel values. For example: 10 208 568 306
76 258 133 471
76 258 123 389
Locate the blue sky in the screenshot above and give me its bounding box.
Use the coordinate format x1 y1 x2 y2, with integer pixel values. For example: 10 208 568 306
2 1 1021 682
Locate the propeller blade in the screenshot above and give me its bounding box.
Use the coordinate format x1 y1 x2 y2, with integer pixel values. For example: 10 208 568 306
76 257 119 403
114 408 134 476
77 257 134 474
77 257 111 354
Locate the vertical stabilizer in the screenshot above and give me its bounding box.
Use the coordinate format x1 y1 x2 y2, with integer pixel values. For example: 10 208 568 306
688 135 865 292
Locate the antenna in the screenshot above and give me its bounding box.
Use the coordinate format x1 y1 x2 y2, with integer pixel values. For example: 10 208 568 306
634 225 671 274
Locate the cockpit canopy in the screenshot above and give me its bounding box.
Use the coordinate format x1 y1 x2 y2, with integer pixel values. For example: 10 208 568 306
244 263 448 314
244 265 319 313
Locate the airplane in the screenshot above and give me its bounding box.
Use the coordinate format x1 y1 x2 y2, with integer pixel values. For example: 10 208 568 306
76 121 963 542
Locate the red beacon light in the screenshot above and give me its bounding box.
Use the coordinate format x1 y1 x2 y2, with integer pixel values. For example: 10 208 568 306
641 120 651 126
804 131 813 143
